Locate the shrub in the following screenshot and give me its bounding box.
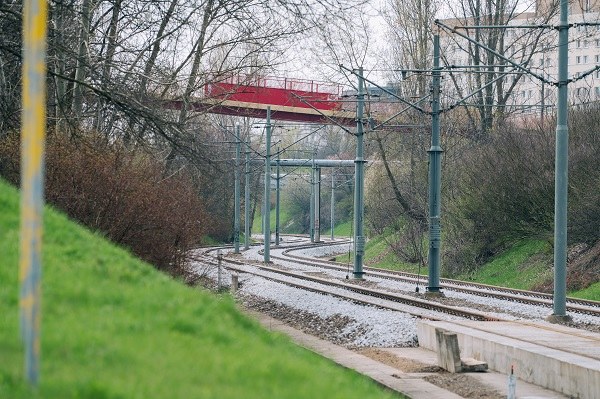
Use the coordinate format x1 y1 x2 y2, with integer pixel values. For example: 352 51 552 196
0 133 208 274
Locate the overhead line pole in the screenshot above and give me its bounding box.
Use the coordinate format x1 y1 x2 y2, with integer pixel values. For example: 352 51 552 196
427 34 443 294
234 125 241 254
353 67 366 279
275 149 281 246
331 173 335 241
315 166 321 243
551 0 570 321
310 149 316 243
263 107 272 262
244 133 251 250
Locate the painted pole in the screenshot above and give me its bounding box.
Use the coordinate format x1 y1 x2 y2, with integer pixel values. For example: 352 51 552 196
330 173 335 241
275 149 281 245
310 150 316 243
427 34 443 293
353 67 366 279
263 107 272 262
552 0 569 319
244 135 251 250
314 167 321 242
234 125 241 254
20 0 48 386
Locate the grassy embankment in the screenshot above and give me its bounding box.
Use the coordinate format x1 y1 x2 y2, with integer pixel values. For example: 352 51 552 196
363 237 600 301
0 179 402 399
252 207 354 238
252 206 600 301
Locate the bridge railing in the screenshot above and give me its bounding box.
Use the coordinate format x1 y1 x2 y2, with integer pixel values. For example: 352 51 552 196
204 75 343 111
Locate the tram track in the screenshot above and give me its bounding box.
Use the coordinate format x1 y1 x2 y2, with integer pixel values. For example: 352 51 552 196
195 249 505 322
275 242 600 317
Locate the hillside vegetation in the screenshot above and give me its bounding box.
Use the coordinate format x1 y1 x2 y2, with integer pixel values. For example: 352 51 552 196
0 179 400 399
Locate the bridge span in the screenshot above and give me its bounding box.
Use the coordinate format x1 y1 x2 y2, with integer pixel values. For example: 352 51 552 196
166 75 356 125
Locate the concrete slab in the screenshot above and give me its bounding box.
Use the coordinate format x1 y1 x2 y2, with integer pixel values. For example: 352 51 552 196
381 348 569 399
246 310 463 399
418 320 600 399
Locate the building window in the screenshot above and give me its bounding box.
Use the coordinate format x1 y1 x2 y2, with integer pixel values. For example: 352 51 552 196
584 40 589 48
595 87 600 97
577 40 582 48
577 56 581 64
584 55 589 63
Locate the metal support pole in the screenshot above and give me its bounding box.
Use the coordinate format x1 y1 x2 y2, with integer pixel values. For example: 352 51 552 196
20 0 48 386
550 0 570 320
331 173 335 241
315 167 321 242
217 249 222 290
427 34 443 293
263 107 272 262
275 149 281 245
234 125 241 254
244 135 250 250
353 67 366 279
310 150 316 243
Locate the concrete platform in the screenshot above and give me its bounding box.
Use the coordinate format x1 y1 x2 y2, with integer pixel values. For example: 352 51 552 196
246 309 570 398
418 320 600 399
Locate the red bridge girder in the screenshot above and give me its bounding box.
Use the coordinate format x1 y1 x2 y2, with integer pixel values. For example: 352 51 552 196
164 76 356 125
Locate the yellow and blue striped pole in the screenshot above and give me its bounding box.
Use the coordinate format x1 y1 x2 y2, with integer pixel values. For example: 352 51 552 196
20 0 48 386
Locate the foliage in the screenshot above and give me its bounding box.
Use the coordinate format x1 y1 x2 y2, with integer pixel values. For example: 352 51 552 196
0 178 401 399
443 122 555 273
0 133 210 274
566 105 600 245
281 176 312 234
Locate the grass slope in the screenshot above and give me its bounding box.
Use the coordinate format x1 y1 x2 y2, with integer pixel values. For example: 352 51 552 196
364 235 600 301
461 240 553 290
0 179 400 399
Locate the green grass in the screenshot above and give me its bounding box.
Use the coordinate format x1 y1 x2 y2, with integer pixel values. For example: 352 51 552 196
361 235 421 273
325 219 353 238
0 179 401 399
460 240 553 290
332 233 422 274
364 233 600 301
570 282 600 301
252 207 295 233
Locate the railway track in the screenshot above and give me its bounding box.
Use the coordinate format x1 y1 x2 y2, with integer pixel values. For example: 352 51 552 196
274 241 600 317
192 249 502 322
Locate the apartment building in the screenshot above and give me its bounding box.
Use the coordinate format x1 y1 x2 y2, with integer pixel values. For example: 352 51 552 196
438 0 600 116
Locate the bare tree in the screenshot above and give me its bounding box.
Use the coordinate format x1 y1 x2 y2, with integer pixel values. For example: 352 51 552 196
440 0 560 137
